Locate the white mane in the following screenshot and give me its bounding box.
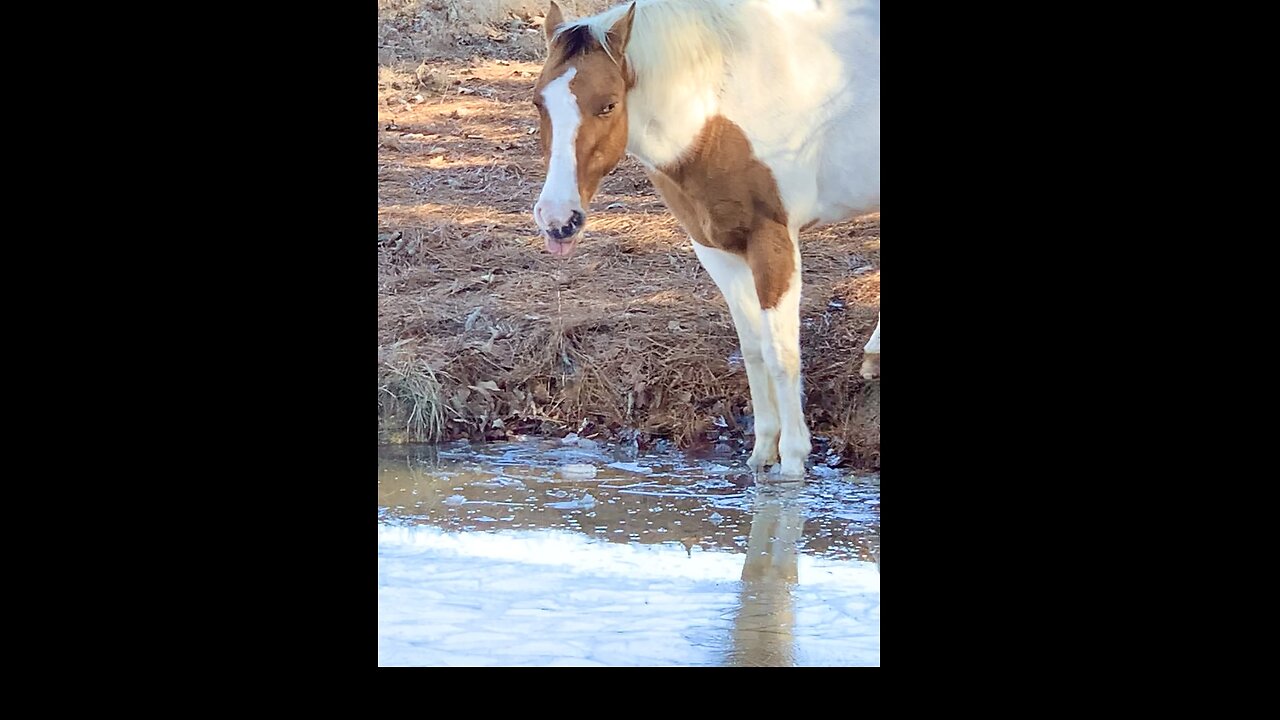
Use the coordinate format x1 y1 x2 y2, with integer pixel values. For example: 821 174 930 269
555 0 741 91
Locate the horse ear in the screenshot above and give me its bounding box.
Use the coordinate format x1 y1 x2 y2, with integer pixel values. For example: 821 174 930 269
545 1 564 46
607 2 637 60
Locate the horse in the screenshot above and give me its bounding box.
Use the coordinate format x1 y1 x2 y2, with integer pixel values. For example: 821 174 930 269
530 0 880 477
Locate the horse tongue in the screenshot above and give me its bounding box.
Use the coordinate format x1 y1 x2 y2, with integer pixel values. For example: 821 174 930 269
545 236 576 256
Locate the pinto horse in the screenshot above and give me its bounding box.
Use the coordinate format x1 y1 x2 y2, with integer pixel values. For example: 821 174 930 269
531 0 879 477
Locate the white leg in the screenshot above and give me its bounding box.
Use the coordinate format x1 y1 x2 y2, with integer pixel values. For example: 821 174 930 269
758 246 811 478
692 241 780 472
860 313 880 380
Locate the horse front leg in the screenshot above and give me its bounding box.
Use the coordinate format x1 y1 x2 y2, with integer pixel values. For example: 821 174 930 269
749 224 811 478
691 241 780 472
860 313 880 380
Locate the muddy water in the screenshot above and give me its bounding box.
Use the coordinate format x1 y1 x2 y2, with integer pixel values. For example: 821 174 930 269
378 439 880 666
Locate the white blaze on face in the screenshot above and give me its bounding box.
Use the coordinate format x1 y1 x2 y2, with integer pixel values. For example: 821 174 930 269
534 67 582 235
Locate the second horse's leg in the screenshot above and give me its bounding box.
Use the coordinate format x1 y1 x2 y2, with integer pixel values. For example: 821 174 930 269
860 313 880 380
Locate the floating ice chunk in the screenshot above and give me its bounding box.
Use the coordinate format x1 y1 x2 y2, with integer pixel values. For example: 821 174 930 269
547 493 596 510
444 494 467 506
607 462 653 475
558 464 598 480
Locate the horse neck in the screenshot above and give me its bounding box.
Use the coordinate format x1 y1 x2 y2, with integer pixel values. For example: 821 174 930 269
620 3 738 169
624 79 722 170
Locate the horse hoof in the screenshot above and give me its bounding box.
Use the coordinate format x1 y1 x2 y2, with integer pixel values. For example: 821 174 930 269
747 453 778 473
778 460 807 478
860 352 879 380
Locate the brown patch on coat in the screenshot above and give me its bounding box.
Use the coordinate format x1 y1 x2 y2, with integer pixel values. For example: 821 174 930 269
533 3 636 210
647 116 794 309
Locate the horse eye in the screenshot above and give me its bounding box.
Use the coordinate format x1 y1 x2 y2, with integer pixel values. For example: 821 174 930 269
599 103 616 116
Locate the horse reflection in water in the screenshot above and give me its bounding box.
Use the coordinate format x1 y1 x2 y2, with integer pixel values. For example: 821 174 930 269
727 481 805 667
727 480 880 666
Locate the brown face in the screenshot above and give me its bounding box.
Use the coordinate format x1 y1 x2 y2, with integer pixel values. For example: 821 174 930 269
531 2 634 257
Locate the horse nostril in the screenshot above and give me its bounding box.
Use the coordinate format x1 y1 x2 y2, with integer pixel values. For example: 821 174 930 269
553 210 584 239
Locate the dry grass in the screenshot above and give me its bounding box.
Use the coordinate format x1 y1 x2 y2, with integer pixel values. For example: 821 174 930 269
379 340 447 442
377 2 881 468
377 1 617 71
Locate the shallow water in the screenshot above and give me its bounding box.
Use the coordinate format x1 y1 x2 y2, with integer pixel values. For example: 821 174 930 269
378 439 880 666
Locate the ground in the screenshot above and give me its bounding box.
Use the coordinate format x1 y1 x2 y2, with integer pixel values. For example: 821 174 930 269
377 0 880 468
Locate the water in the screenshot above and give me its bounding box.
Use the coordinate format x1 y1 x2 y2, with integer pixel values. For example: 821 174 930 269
378 439 880 666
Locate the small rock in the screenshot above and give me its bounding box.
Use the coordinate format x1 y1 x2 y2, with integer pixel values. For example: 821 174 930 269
613 428 640 461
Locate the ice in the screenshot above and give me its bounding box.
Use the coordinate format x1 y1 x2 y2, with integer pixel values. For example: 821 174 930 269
607 461 653 475
378 445 879 667
547 493 596 510
557 464 598 479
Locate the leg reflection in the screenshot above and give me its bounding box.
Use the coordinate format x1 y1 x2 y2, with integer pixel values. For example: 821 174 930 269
729 480 806 667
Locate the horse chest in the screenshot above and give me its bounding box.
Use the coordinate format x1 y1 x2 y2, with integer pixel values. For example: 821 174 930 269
642 115 788 254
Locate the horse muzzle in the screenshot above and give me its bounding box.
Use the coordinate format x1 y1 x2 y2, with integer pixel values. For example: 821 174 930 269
541 208 585 241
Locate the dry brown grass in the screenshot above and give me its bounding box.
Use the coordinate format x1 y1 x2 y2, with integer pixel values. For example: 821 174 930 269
377 2 880 468
379 340 447 441
378 1 616 71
